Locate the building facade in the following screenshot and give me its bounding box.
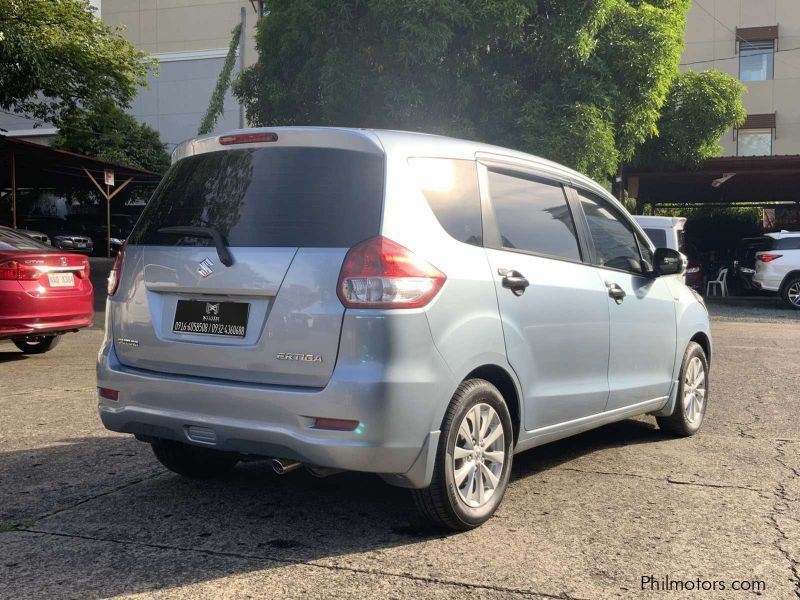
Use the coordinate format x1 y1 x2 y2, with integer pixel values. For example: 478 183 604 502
0 0 261 150
682 0 800 156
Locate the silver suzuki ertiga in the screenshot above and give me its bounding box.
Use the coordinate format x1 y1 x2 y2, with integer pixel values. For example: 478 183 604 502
98 127 711 530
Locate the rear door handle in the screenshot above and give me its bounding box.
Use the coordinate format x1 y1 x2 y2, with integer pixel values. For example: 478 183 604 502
499 268 530 296
605 281 626 304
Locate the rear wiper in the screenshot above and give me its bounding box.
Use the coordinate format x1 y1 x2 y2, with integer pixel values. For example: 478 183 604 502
157 225 234 267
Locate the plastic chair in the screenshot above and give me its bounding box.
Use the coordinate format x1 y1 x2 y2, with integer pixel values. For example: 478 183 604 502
706 268 728 297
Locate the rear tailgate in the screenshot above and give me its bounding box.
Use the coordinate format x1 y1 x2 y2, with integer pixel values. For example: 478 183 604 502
111 137 384 387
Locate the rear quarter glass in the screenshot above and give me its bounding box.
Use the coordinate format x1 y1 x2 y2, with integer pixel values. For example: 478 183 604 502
128 147 385 248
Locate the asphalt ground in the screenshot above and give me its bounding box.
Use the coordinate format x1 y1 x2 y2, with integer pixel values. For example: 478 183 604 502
0 274 798 599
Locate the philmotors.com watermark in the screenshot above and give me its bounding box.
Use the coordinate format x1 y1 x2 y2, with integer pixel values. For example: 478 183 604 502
641 575 766 593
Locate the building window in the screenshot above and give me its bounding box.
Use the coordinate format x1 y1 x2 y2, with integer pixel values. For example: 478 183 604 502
739 40 774 81
737 129 772 156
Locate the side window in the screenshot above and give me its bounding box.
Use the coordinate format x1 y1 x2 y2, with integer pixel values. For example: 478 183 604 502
487 170 581 261
409 158 482 246
578 191 645 274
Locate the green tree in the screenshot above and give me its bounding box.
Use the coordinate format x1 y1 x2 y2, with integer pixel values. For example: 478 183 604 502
235 0 744 182
0 0 154 125
52 102 170 173
631 70 746 168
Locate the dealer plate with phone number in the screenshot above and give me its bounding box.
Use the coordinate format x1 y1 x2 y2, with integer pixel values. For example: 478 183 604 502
172 300 250 338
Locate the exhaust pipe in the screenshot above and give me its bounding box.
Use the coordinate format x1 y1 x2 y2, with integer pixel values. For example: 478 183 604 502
305 465 343 478
271 458 302 475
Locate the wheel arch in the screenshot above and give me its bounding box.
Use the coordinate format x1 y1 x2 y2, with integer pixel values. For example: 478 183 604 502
779 270 800 293
690 331 712 366
464 364 522 444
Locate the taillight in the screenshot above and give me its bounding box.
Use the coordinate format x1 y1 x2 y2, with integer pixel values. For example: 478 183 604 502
337 236 446 309
0 260 40 280
757 253 783 263
107 241 127 296
78 257 90 279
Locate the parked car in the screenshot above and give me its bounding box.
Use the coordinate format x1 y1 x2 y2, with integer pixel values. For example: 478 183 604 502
17 229 51 246
635 215 704 291
753 230 800 309
23 217 94 255
731 236 769 294
0 226 93 353
97 128 712 530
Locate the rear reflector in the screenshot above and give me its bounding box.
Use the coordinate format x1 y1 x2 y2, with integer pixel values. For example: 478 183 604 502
757 253 782 263
98 387 119 401
313 417 360 431
219 132 278 145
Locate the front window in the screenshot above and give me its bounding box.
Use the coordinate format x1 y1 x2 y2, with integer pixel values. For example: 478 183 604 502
738 129 773 156
739 40 774 81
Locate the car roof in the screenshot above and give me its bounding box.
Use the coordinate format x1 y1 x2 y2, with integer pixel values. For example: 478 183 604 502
173 126 614 203
765 230 800 239
633 215 687 229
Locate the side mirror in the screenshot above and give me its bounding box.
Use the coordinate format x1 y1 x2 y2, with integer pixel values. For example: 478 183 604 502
654 247 686 277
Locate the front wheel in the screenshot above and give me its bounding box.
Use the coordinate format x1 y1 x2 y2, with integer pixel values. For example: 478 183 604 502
657 342 709 437
13 335 61 354
412 379 514 531
781 276 800 310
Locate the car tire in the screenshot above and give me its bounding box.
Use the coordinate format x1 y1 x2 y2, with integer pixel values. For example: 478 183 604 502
657 342 709 437
13 335 61 354
412 378 514 531
780 276 800 310
151 439 240 479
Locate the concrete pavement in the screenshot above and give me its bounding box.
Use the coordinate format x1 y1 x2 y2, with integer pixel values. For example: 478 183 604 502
0 318 798 599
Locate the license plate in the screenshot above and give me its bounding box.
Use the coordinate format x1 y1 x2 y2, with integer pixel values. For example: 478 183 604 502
48 272 75 287
173 300 249 338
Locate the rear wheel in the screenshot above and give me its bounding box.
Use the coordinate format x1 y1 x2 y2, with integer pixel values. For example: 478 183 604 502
151 439 240 479
781 276 800 310
13 335 61 354
657 342 709 437
412 379 513 531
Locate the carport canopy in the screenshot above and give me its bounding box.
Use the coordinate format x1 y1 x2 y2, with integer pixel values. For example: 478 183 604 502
625 155 800 209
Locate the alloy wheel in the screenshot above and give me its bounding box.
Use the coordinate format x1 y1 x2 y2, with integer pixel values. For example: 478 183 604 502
452 403 506 508
788 282 800 307
683 356 707 424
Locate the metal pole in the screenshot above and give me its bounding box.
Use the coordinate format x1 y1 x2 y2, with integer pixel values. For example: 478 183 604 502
106 184 111 258
238 7 246 128
11 151 16 229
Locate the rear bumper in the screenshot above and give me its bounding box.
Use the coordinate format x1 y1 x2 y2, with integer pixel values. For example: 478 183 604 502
0 283 93 338
752 273 780 292
96 313 454 488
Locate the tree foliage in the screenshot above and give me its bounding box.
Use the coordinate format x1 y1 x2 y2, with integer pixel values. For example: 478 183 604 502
632 70 746 168
235 0 744 181
52 102 171 173
0 0 154 125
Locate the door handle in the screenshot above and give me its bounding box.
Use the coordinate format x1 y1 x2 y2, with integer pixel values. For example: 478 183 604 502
605 282 626 304
499 268 530 296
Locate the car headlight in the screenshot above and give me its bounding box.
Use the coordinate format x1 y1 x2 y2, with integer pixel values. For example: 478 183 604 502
110 238 124 245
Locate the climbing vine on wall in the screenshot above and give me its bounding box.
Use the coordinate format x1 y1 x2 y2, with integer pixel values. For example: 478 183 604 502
197 22 242 136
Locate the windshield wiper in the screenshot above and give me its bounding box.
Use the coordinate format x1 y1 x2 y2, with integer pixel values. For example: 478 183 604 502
157 225 234 267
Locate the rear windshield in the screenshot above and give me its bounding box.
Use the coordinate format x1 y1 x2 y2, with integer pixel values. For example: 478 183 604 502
766 236 800 250
0 229 50 251
643 227 668 248
129 147 385 247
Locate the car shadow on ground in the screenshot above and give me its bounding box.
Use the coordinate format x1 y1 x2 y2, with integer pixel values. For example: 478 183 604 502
1 419 666 598
0 344 29 363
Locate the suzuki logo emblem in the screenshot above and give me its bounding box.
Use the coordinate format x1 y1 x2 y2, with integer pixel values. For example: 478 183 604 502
197 257 214 278
60 257 68 267
205 303 220 315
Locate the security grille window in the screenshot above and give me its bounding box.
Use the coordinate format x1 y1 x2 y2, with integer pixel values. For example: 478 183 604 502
739 40 774 81
578 191 645 274
738 129 773 156
409 158 483 246
487 171 581 260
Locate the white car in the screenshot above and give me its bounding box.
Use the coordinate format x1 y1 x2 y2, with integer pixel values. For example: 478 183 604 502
753 231 800 309
634 216 686 252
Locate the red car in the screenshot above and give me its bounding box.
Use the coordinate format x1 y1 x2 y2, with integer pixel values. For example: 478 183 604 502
0 226 93 353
